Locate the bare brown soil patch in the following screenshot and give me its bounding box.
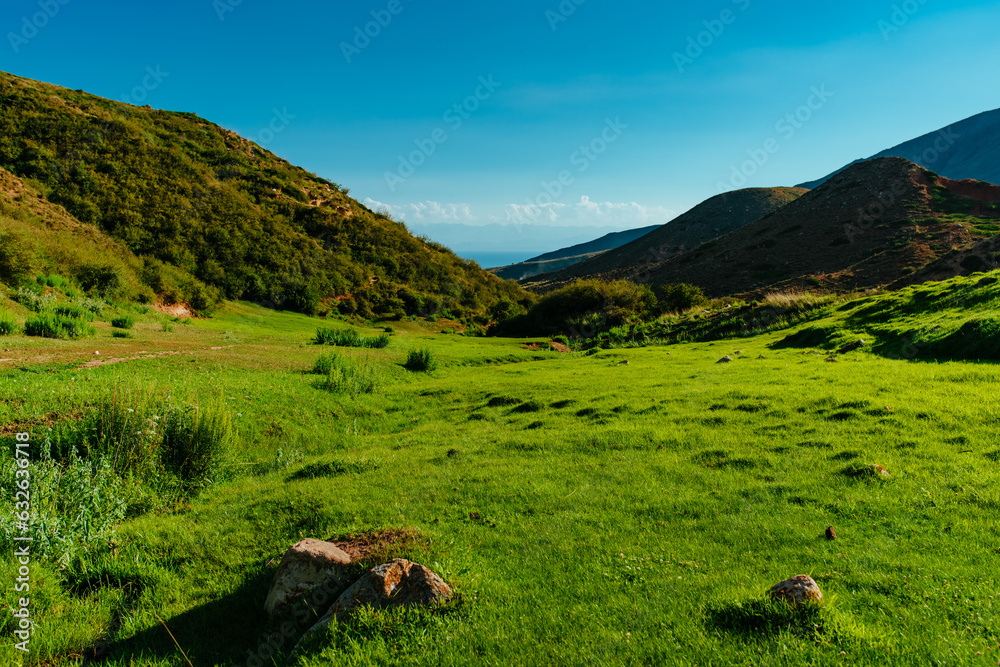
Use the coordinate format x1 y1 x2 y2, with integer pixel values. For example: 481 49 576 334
154 302 194 318
326 529 423 567
1 411 83 436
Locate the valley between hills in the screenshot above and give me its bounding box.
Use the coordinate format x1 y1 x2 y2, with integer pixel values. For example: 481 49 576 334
1 72 999 666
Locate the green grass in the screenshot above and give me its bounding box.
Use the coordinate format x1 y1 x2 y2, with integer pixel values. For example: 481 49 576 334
1 279 1000 665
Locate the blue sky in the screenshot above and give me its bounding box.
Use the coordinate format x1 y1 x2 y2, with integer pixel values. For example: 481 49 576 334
3 0 1000 261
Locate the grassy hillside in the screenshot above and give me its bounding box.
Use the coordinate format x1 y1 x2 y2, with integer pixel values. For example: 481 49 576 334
525 187 808 291
0 71 530 320
645 157 1000 298
0 166 154 303
566 269 1000 362
1 273 1000 664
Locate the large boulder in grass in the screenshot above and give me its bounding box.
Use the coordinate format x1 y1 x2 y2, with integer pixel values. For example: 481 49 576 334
767 575 823 606
264 539 352 618
297 559 452 646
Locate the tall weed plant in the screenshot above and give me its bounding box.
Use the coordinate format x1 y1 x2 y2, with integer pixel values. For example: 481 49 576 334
0 445 127 567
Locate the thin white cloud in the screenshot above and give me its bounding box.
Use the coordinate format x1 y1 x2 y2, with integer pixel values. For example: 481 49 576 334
505 196 675 228
366 196 675 229
364 199 478 224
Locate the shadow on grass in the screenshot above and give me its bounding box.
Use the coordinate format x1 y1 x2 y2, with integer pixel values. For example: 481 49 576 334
100 567 318 665
100 531 425 664
705 598 827 641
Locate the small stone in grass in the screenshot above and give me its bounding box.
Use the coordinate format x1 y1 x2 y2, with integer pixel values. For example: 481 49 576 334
825 526 837 540
717 356 733 364
768 575 823 606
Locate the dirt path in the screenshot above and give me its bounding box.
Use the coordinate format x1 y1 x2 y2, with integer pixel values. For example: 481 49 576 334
79 350 186 369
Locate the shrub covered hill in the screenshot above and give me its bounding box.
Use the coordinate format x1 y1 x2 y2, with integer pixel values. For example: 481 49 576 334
643 157 1000 297
523 187 809 291
0 70 529 318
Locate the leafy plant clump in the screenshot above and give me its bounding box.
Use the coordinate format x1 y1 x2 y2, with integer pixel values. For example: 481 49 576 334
159 403 235 486
315 353 381 395
0 310 16 335
110 315 136 330
404 348 437 372
313 327 390 349
24 311 97 339
54 303 96 321
0 446 127 566
12 286 56 312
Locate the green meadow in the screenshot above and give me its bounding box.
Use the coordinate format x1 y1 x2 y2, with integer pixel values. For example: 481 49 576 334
1 278 999 666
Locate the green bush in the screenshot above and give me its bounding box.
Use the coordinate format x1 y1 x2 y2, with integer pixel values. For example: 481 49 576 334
655 283 708 313
312 352 338 375
54 303 95 321
159 403 234 486
0 447 127 565
79 297 106 315
0 232 33 284
76 384 234 487
112 331 133 339
111 315 136 329
37 273 65 288
404 348 437 372
0 311 15 335
313 327 390 349
315 353 380 395
24 312 97 339
494 279 655 337
12 286 55 312
77 384 161 476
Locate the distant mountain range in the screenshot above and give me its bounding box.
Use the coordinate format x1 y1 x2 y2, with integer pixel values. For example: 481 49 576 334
523 187 808 289
642 157 1000 296
490 225 660 281
798 108 1000 189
